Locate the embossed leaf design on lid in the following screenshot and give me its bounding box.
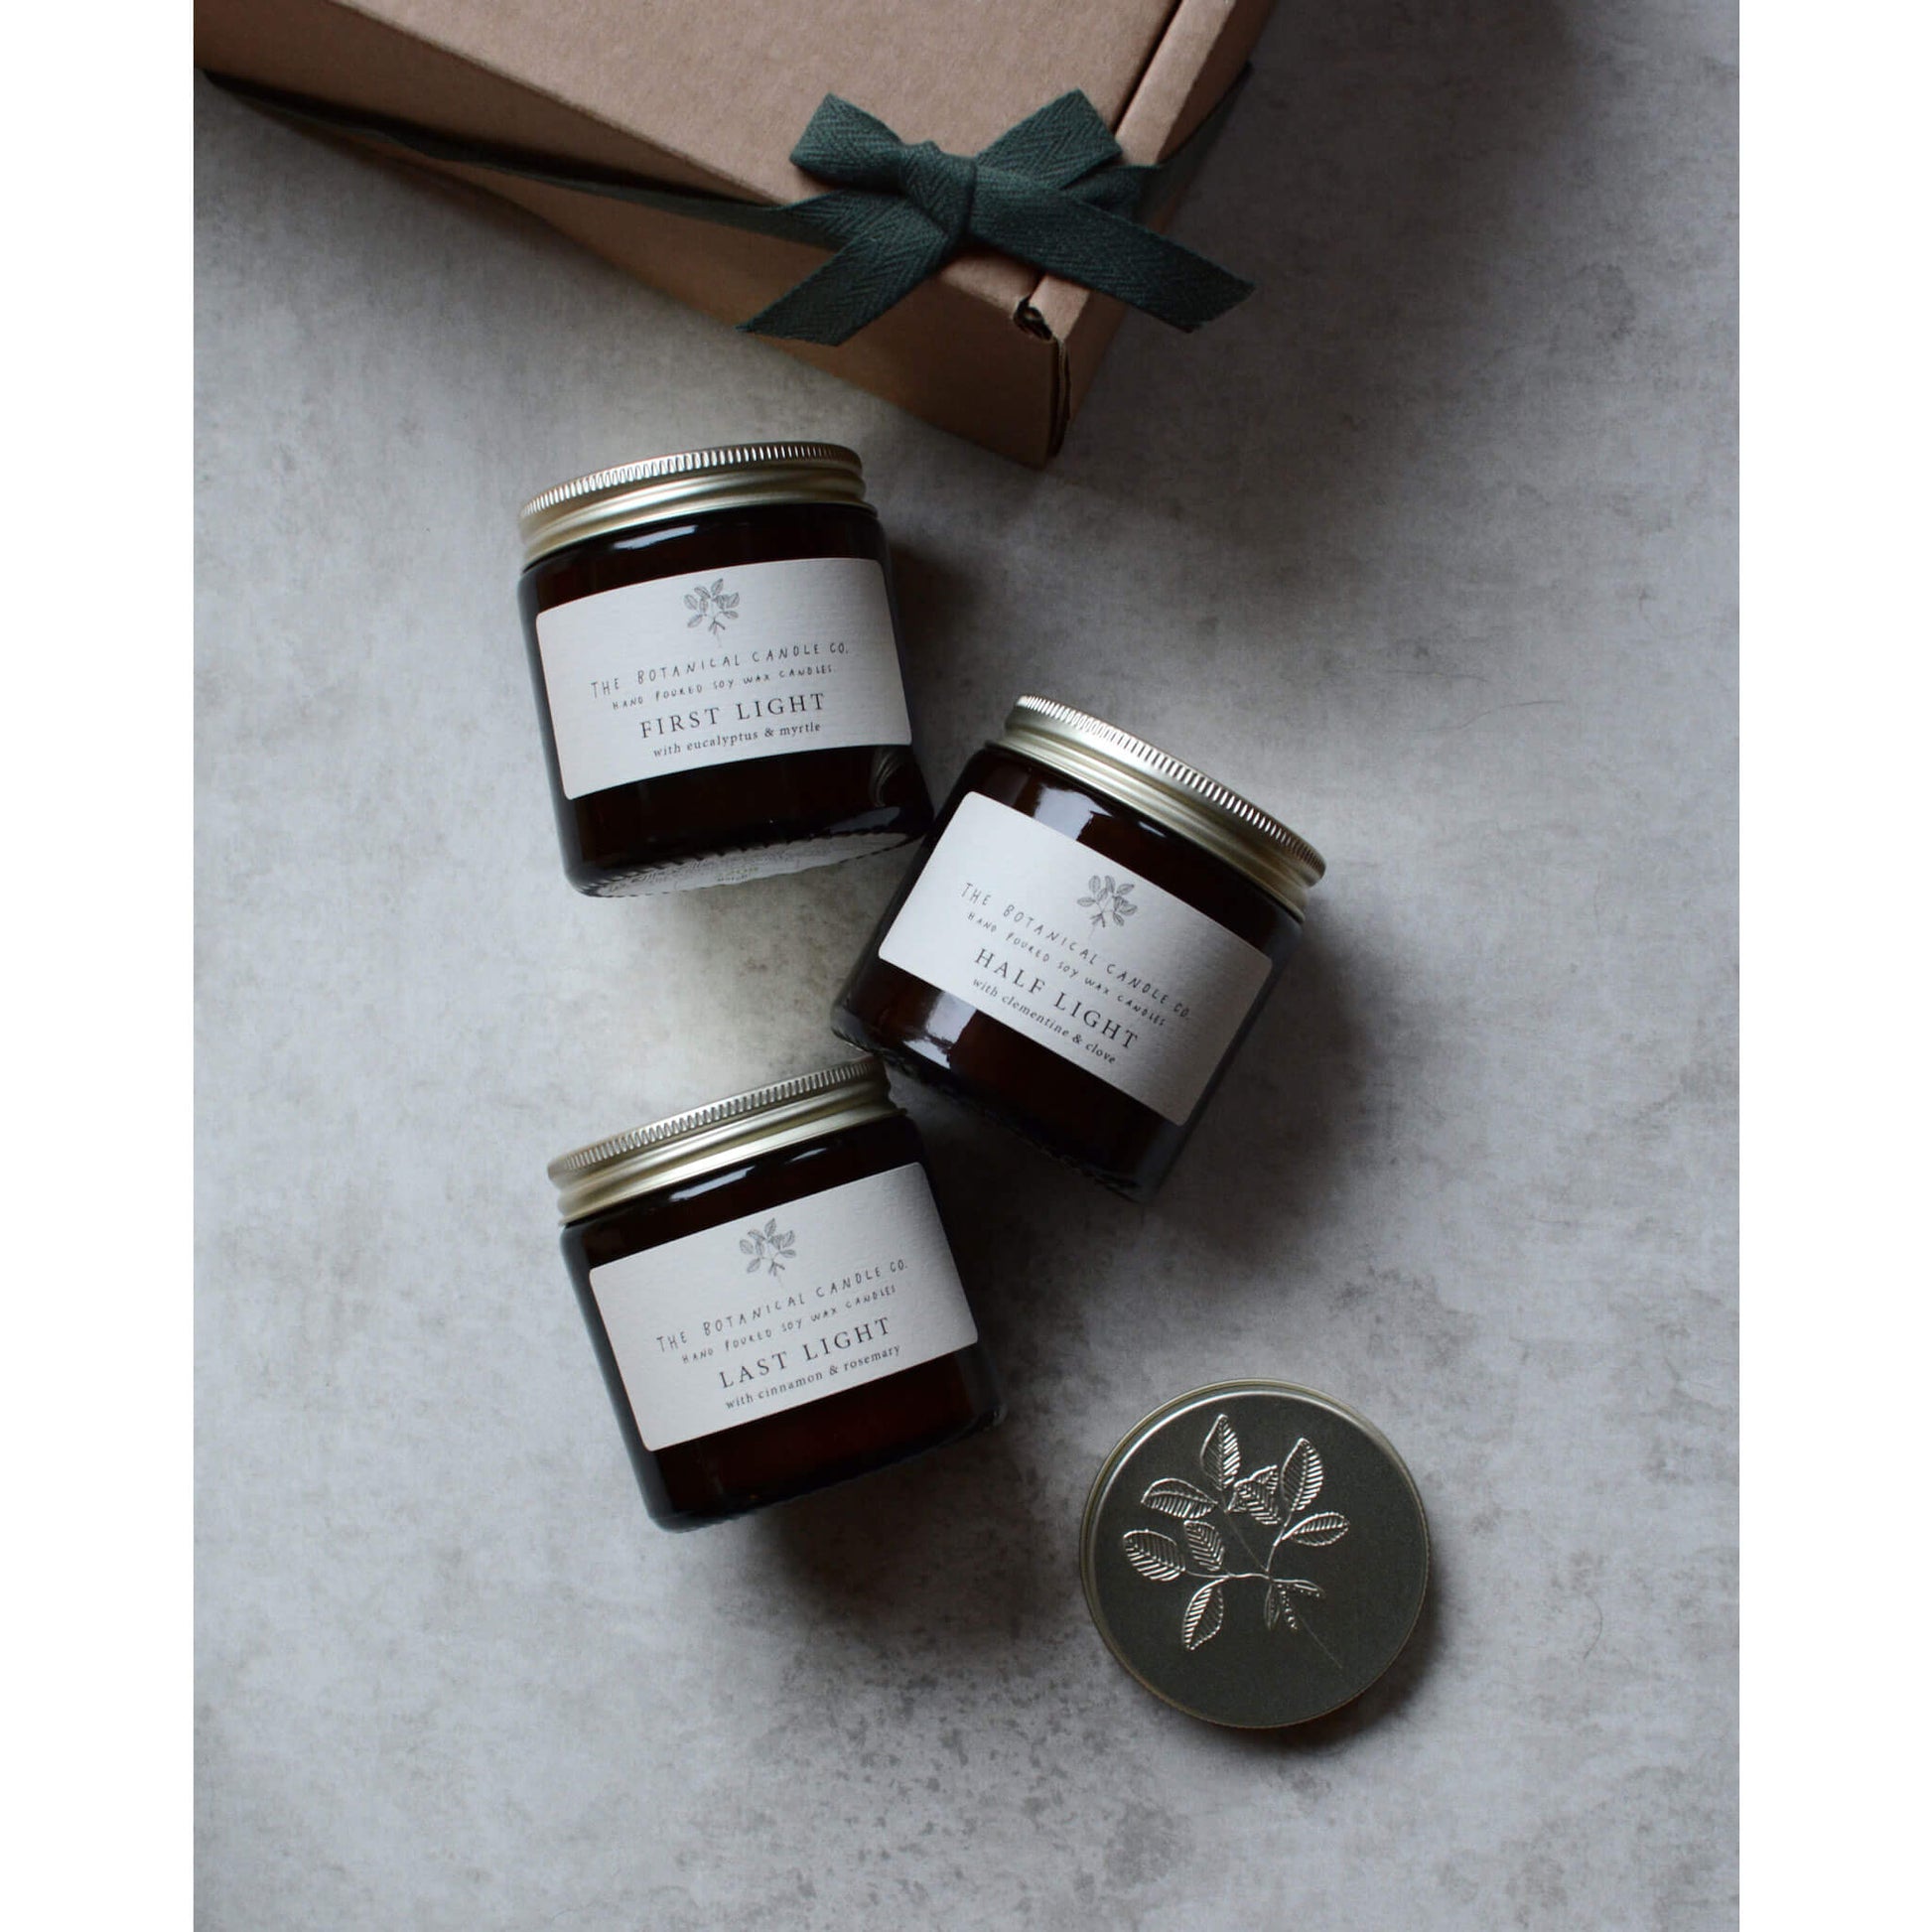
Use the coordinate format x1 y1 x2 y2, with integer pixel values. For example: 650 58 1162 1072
1183 1521 1224 1571
1264 1578 1324 1631
1140 1478 1216 1521
1120 1414 1353 1655
1123 1530 1185 1582
1200 1414 1242 1492
1085 1385 1431 1727
1280 1438 1324 1516
1227 1460 1283 1526
1180 1583 1224 1650
1278 1512 1349 1548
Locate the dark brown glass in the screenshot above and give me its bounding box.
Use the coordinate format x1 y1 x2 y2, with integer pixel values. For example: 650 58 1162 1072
562 1113 1001 1529
832 747 1305 1200
519 500 932 894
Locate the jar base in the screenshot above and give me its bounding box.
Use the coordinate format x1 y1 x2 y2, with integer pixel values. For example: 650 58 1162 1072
829 1012 1161 1202
650 1386 1007 1530
577 828 916 897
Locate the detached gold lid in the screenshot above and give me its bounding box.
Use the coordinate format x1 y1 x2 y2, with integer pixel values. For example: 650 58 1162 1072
996 697 1327 916
548 1057 898 1223
518 442 869 568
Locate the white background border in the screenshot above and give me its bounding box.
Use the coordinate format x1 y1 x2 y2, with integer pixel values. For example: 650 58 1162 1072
1740 1 1928 1919
9 10 190 1924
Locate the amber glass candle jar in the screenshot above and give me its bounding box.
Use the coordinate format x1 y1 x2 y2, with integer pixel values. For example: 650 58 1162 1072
832 698 1326 1200
517 443 933 895
550 1057 1002 1529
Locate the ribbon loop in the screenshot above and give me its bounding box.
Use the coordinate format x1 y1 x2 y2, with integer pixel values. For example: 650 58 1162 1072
788 95 907 193
978 89 1121 188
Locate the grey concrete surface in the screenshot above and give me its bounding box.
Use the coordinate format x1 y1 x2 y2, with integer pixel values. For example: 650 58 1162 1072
195 2 1737 1924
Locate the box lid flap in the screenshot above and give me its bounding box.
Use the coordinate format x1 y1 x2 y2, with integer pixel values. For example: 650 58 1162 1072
338 0 1178 204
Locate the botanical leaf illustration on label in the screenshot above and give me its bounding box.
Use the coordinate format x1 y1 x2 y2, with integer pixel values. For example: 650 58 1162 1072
1121 1414 1350 1660
1076 872 1139 930
684 578 741 637
739 1217 796 1277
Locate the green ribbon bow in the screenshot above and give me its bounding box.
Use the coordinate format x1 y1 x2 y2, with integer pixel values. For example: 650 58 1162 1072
205 73 1255 345
744 91 1252 344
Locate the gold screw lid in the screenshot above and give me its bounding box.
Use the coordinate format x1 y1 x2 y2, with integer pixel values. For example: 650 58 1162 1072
548 1057 898 1223
517 441 870 568
996 697 1327 916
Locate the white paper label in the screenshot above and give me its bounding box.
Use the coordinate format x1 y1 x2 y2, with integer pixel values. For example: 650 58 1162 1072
534 556 911 800
588 1164 977 1450
879 792 1273 1124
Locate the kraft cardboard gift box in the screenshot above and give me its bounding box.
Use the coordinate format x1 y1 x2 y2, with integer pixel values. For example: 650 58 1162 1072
195 0 1274 465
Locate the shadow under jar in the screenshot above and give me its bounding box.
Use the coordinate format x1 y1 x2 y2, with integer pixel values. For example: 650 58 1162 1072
832 697 1326 1201
551 1057 1003 1529
517 443 932 895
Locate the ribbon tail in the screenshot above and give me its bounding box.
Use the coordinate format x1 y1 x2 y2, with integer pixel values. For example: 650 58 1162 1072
1067 163 1158 218
742 203 955 345
973 185 1252 331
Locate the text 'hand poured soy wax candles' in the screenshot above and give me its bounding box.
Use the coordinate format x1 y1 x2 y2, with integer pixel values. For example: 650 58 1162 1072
517 443 932 895
833 698 1325 1199
550 1057 1003 1528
